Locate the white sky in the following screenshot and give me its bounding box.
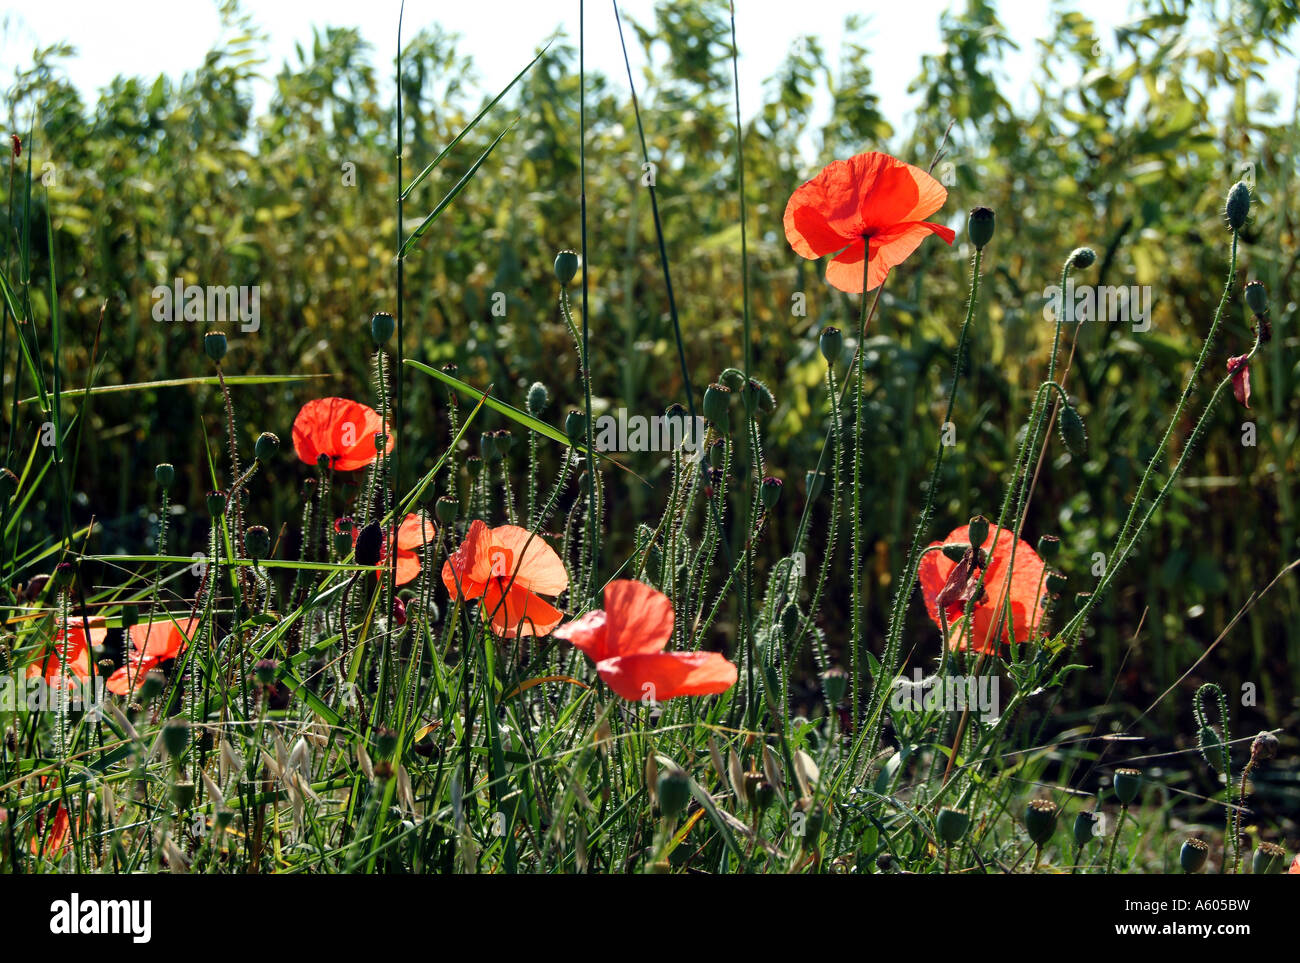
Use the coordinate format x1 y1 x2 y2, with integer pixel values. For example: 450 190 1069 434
1 1 1293 137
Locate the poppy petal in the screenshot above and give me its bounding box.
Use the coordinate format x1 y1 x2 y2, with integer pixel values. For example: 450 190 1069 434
595 652 738 702
482 581 563 638
602 579 674 655
554 608 610 661
396 512 435 551
442 519 493 600
486 525 569 596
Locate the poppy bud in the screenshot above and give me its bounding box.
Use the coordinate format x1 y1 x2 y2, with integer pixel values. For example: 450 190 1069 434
761 476 782 509
333 517 353 556
1243 280 1268 318
1224 180 1250 232
1069 247 1096 270
0 467 17 503
1059 403 1087 458
1113 768 1143 805
373 431 388 453
1180 837 1209 873
819 326 843 363
254 659 277 685
480 431 499 461
967 207 995 250
805 470 824 501
393 596 407 627
744 378 776 414
1046 569 1067 595
370 311 395 344
162 719 190 760
554 250 580 285
1037 534 1060 561
820 666 848 706
1073 810 1100 847
206 490 227 517
10 134 19 159
1198 725 1228 773
564 410 587 446
154 463 175 488
435 496 459 524
1250 730 1278 763
1024 799 1058 847
753 780 777 812
172 781 196 809
121 603 139 629
1253 842 1286 874
936 807 970 844
466 455 483 478
967 514 989 548
780 602 802 640
203 331 227 363
656 768 691 820
138 671 165 702
493 429 514 456
254 431 279 465
942 542 970 563
526 382 549 415
244 525 271 561
354 522 384 567
702 383 731 433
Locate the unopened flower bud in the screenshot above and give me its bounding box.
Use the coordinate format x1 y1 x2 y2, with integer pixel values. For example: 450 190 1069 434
1069 247 1096 270
656 768 691 820
526 381 549 415
967 207 995 250
203 331 227 363
936 807 970 844
554 250 580 285
154 463 175 489
354 522 383 567
819 326 843 363
254 431 279 465
370 311 395 344
1224 180 1251 232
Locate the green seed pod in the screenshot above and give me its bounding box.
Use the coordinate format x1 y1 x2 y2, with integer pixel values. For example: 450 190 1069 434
370 311 395 344
554 250 580 285
820 667 848 706
254 431 279 465
1059 403 1088 458
1024 799 1058 847
354 522 384 567
1180 837 1209 874
1252 842 1286 874
203 331 228 363
702 383 731 433
936 807 970 845
162 719 190 760
1046 569 1068 595
942 542 970 563
333 518 354 557
480 431 498 461
819 326 843 363
1037 535 1060 561
967 206 995 250
1073 810 1100 847
1069 247 1096 270
805 470 824 501
657 768 692 820
1224 180 1251 232
374 727 398 758
1243 280 1268 318
761 476 783 510
564 410 587 447
435 496 459 525
1113 768 1143 806
120 603 139 630
967 514 989 548
171 781 196 809
137 671 164 702
244 525 271 561
753 781 777 812
493 429 514 456
466 455 483 478
206 490 227 517
154 463 175 489
526 381 549 415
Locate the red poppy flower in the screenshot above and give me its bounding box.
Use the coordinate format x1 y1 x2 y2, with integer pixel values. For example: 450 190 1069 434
292 397 394 471
337 513 435 585
1227 355 1251 409
26 618 106 688
30 777 73 857
107 616 196 695
556 579 737 702
918 524 1048 652
784 151 956 293
441 520 568 637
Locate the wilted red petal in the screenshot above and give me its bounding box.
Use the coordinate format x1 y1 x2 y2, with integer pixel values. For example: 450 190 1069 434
595 651 738 702
1227 355 1251 409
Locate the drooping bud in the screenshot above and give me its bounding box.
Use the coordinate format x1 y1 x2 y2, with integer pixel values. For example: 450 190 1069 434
1069 247 1096 270
203 331 228 363
779 601 802 640
554 250 580 285
564 410 587 447
1243 280 1268 318
1024 799 1058 847
526 381 549 415
702 383 731 433
819 326 843 363
1198 724 1228 774
354 522 384 567
761 476 783 510
1059 403 1088 457
820 667 848 706
1179 837 1209 873
370 311 395 344
967 207 995 250
254 431 279 465
1224 180 1251 232
1250 731 1279 763
942 543 970 563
